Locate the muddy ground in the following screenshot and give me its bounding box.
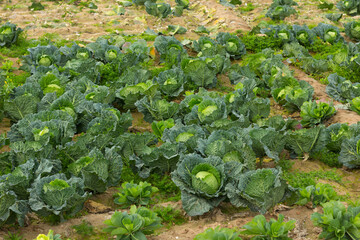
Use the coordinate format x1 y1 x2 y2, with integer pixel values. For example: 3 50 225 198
0 0 359 239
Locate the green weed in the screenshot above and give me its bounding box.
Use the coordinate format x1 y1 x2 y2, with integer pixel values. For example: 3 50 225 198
152 205 187 228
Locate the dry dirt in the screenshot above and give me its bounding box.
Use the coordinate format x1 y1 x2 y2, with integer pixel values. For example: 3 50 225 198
0 0 359 239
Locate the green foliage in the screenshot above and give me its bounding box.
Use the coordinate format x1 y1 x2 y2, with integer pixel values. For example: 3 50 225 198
238 3 255 13
311 201 360 240
318 1 334 10
152 206 187 227
103 205 162 240
351 97 360 115
241 214 296 240
151 118 175 140
114 181 158 208
311 149 342 168
72 220 95 237
282 167 342 189
194 226 242 240
296 183 340 207
4 232 23 240
28 1 45 11
240 34 283 53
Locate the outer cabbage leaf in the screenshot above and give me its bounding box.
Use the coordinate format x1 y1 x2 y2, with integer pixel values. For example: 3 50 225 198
0 183 29 227
286 125 329 159
339 135 360 168
226 168 290 214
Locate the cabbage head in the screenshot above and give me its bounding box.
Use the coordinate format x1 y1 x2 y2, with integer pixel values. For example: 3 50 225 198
0 22 22 47
345 21 360 41
171 154 244 216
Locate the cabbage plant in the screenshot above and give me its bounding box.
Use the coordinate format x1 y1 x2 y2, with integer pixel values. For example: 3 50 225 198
154 36 187 67
336 0 359 14
68 147 123 193
345 21 360 41
22 45 63 74
266 5 296 21
226 168 291 214
326 123 354 153
104 205 162 239
34 230 62 240
0 183 29 227
181 57 218 88
28 174 90 220
242 214 296 239
300 100 336 127
145 1 172 18
313 23 344 44
311 201 360 240
216 32 246 59
197 130 256 170
135 96 179 123
171 154 243 216
326 74 360 103
162 121 206 152
192 36 226 57
292 24 316 46
0 22 22 47
117 81 158 110
153 68 185 97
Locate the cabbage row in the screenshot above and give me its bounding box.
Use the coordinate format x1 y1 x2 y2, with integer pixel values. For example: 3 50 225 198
1 22 360 227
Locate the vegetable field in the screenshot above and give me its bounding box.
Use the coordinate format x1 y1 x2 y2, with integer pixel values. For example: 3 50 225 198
1 0 360 239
